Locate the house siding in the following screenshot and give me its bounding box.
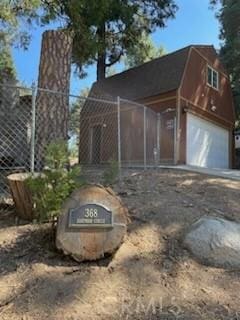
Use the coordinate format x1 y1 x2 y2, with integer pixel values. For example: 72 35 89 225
179 47 235 166
180 48 234 127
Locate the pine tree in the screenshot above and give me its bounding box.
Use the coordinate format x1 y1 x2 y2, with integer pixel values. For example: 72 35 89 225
211 0 240 123
124 33 166 69
0 0 40 49
42 0 177 80
0 45 16 81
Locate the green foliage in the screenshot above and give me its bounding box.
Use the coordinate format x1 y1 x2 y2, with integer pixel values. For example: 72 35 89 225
26 140 84 222
103 159 119 185
0 0 41 49
106 66 118 77
0 0 40 25
69 87 89 139
124 32 166 69
45 140 68 169
211 0 240 125
0 1 177 80
41 0 177 79
0 44 16 83
69 144 78 159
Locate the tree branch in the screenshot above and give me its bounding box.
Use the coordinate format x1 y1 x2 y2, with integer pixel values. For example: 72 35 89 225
105 51 123 67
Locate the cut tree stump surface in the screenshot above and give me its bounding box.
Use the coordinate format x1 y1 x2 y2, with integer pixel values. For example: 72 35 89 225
56 184 129 262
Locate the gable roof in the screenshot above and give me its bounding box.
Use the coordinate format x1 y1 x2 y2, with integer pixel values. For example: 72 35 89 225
89 45 215 101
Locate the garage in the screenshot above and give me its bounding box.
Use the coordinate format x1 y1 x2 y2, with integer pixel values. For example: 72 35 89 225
186 113 229 168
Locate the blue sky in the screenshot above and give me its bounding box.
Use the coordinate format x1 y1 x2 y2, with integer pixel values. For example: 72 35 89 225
12 0 221 95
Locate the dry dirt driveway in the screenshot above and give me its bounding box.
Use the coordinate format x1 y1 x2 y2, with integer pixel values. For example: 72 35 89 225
1 169 240 320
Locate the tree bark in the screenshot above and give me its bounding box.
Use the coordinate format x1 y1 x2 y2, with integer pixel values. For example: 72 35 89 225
96 24 106 81
56 185 129 262
7 173 34 220
97 52 106 81
35 30 72 169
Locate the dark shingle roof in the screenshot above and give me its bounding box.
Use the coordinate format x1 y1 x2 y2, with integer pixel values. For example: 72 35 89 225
90 45 194 101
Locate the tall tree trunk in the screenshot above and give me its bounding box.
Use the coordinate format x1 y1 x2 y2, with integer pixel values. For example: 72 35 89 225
96 24 106 81
35 30 72 170
97 53 106 81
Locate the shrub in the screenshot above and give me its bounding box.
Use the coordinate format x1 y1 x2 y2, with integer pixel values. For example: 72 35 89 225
103 159 119 185
26 140 84 222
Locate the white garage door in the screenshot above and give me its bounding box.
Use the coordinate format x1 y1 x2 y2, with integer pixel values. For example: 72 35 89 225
186 113 229 168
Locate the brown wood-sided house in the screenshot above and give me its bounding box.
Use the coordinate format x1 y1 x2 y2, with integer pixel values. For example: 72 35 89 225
79 45 235 169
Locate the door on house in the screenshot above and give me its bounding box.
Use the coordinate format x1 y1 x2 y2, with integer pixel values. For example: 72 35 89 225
91 125 102 164
159 112 175 164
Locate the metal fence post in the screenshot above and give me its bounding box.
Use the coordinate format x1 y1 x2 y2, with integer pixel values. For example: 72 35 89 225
117 96 122 180
157 113 161 165
143 106 147 170
30 82 37 173
174 116 177 165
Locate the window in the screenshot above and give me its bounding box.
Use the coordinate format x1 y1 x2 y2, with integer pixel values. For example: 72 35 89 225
207 66 219 90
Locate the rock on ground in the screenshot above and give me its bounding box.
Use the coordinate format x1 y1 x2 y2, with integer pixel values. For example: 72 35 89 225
184 216 240 269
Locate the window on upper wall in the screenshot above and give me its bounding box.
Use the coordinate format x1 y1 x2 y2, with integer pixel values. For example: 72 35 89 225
207 65 219 90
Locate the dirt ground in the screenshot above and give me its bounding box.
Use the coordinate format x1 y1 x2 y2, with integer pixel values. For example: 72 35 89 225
1 168 240 320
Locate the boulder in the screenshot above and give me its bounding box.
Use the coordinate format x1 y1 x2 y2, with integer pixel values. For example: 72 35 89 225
184 216 240 269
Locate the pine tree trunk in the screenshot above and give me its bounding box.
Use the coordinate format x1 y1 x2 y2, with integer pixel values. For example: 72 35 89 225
35 30 72 169
96 24 106 81
97 53 106 81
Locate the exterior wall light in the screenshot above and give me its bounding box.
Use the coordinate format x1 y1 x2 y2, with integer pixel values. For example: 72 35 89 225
211 105 217 112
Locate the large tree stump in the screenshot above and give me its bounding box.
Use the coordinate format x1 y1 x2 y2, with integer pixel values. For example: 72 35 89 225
35 30 72 169
56 185 128 262
7 173 34 220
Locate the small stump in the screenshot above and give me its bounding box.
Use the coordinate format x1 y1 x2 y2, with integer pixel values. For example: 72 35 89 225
56 185 128 262
7 172 34 220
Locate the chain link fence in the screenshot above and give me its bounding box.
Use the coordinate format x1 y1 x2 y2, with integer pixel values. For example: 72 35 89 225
79 96 176 169
119 98 159 167
0 83 176 202
79 95 119 167
0 84 32 200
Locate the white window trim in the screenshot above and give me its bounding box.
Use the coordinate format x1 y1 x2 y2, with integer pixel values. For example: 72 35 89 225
207 65 219 91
